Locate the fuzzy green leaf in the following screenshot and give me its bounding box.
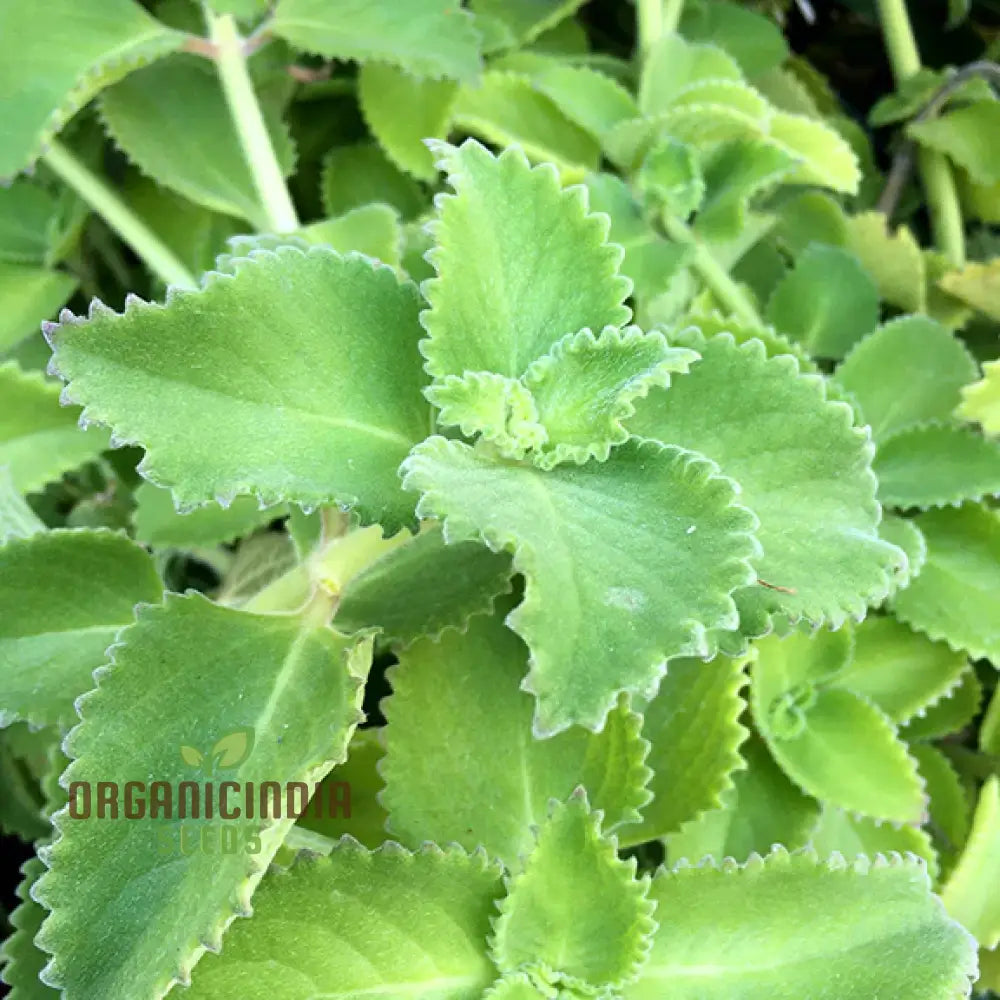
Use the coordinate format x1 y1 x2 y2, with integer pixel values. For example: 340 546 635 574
937 259 1000 322
624 848 976 1000
941 776 1000 949
834 317 979 441
421 139 630 383
320 144 425 221
0 468 45 542
491 793 655 991
765 245 878 358
765 111 861 193
0 528 163 730
874 423 1000 509
881 514 927 594
270 0 481 81
891 504 1000 664
0 859 58 998
402 437 758 735
0 264 78 355
628 333 901 635
912 742 972 865
382 607 651 867
0 181 59 265
300 205 403 268
333 524 512 645
0 0 182 180
957 358 1000 436
639 36 743 117
909 102 1000 188
99 55 296 227
471 0 586 45
619 655 747 845
902 666 983 742
32 594 368 999
186 841 504 999
844 212 926 313
46 248 430 530
680 0 789 77
983 684 1000 756
0 363 110 494
526 62 639 142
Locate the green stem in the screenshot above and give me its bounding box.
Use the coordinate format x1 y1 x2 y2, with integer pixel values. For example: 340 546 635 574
208 11 299 233
42 140 197 290
662 0 685 36
660 214 762 326
637 0 663 59
875 0 966 267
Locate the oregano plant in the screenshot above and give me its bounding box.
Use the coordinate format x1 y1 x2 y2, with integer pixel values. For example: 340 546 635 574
1 0 999 997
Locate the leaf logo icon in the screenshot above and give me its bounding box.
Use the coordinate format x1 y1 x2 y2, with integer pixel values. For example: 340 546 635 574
180 745 204 768
179 727 254 774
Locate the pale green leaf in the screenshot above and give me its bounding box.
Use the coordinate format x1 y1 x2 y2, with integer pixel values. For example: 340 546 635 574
187 841 503 999
301 205 403 268
765 111 861 193
0 859 58 998
32 593 368 999
834 316 978 440
880 513 927 594
333 523 513 645
844 212 926 313
0 528 163 730
420 140 630 381
527 63 638 142
271 0 481 81
628 333 901 634
808 807 938 881
482 973 552 1000
382 607 651 867
619 655 747 845
765 245 877 358
891 504 1000 664
451 73 601 174
491 792 655 991
0 0 182 180
639 35 742 117
957 358 1000 436
133 481 284 548
902 666 983 742
665 734 820 864
470 0 586 45
0 467 45 541
359 63 457 181
983 683 1000 755
751 66 821 117
320 144 425 221
942 776 1000 949
834 616 968 725
680 0 789 77
46 247 431 530
912 742 972 865
771 190 848 257
874 422 1000 509
402 437 759 735
0 263 78 354
0 181 59 265
909 102 1000 188
624 848 976 1000
938 259 1000 322
751 630 926 823
0 362 110 493
100 55 296 227
636 138 705 220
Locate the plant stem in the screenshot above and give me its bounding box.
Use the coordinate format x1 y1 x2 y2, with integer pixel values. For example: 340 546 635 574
209 11 299 233
875 0 966 267
42 140 197 290
660 214 762 326
637 0 663 60
662 0 685 36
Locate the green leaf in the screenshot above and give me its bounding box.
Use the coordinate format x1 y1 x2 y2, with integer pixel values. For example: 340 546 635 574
618 655 748 845
491 792 655 991
32 593 368 999
938 258 1000 322
902 667 983 742
834 616 968 725
892 504 1000 664
100 55 295 227
844 212 926 313
0 859 59 998
0 362 110 494
0 181 59 265
628 333 901 634
624 848 976 1000
0 263 78 355
270 0 481 81
0 0 183 180
958 359 1000 436
983 684 1000 756
333 524 512 646
482 973 552 1000
639 35 742 117
0 528 163 730
874 423 1000 509
941 776 1000 949
808 807 938 881
880 513 927 594
525 63 639 142
133 481 284 548
680 0 789 77
402 437 759 735
470 0 586 46
358 63 457 181
636 139 705 220
834 316 978 440
320 143 425 221
751 630 926 823
382 607 651 867
46 247 431 530
771 190 848 257
450 73 601 174
764 244 878 358
420 140 630 382
665 734 820 864
187 841 503 998
0 737 49 842
764 111 861 193
300 205 403 268
909 101 1000 188
912 742 972 865
0 468 45 542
